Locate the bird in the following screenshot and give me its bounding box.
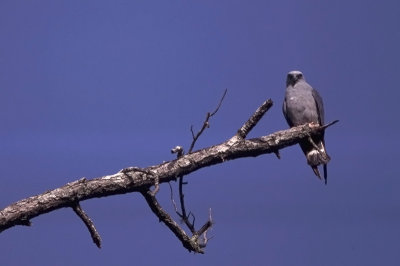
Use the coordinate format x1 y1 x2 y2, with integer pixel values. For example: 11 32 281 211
282 70 330 184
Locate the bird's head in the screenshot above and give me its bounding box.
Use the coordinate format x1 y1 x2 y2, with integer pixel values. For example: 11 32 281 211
286 70 305 87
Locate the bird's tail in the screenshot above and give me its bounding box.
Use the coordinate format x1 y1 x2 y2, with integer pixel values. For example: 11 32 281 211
306 142 330 183
323 164 328 185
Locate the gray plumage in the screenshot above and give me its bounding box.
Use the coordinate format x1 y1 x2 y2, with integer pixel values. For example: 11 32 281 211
282 70 330 183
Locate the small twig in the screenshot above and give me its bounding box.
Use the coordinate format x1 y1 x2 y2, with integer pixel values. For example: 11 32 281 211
140 190 205 253
190 212 196 226
196 220 213 240
169 149 187 221
198 208 213 247
236 99 273 139
178 175 195 233
72 203 101 248
210 88 227 116
203 208 214 245
188 89 227 153
190 126 196 140
169 182 179 214
189 116 209 153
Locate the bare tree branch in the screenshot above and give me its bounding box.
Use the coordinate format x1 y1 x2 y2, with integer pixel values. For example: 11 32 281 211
168 182 179 214
0 96 338 253
140 190 206 253
176 89 227 236
235 98 279 158
0 122 334 231
188 89 227 154
72 202 102 248
236 98 273 139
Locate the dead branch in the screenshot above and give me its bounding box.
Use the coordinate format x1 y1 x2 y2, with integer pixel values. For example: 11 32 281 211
0 122 331 230
234 98 280 158
187 89 227 154
140 190 207 253
0 96 338 253
72 203 101 248
176 89 227 236
140 187 213 253
236 98 273 139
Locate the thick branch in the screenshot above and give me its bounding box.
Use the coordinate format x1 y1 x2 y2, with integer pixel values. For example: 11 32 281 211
0 122 333 233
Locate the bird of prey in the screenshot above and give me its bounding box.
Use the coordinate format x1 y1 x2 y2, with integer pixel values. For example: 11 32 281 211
282 70 330 184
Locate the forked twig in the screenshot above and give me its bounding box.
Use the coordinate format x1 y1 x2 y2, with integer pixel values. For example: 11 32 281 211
188 89 227 153
177 89 227 237
141 189 206 253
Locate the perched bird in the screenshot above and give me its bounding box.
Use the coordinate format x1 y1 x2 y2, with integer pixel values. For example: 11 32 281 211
282 70 330 184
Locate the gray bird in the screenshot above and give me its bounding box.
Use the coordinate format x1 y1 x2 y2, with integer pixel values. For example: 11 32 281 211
282 70 330 183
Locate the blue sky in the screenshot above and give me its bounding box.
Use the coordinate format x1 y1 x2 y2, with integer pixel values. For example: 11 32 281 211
1 1 399 265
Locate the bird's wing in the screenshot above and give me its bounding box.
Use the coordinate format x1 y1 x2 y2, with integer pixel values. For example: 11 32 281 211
311 88 325 126
282 96 294 127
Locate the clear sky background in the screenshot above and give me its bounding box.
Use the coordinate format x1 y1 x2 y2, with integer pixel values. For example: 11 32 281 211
1 1 399 265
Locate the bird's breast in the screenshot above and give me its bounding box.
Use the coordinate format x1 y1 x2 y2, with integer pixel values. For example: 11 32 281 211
285 92 319 125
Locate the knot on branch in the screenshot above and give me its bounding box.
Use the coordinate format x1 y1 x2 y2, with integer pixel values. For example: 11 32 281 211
171 146 184 158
